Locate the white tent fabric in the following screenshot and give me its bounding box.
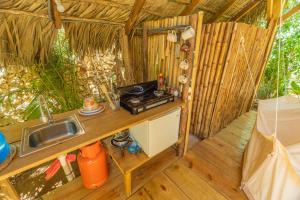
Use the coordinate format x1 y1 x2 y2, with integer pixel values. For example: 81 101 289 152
241 96 300 200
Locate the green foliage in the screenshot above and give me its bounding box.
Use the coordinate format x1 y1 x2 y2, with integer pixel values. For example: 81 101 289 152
23 30 82 120
258 1 300 99
291 81 300 95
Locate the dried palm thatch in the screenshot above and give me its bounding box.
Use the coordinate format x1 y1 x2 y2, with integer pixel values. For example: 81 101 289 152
0 14 57 65
0 0 268 65
239 1 267 26
64 22 121 57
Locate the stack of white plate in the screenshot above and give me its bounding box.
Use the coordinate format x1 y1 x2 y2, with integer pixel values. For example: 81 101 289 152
78 104 105 116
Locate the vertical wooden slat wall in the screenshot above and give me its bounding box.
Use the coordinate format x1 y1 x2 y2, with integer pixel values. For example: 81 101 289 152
192 22 276 138
143 15 190 88
130 36 144 83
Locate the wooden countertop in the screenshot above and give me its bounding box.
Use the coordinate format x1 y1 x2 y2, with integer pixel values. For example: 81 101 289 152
0 100 183 180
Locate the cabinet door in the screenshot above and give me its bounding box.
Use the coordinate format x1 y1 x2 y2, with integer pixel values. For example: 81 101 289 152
148 108 181 157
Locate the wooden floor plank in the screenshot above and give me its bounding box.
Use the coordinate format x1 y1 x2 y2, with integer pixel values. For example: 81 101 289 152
164 160 227 200
214 130 249 150
81 177 126 200
132 147 179 194
129 173 189 200
184 153 247 200
202 138 244 164
189 143 241 183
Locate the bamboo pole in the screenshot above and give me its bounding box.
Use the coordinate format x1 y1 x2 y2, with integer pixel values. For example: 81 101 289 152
190 24 207 134
143 26 148 81
178 13 198 157
209 23 238 136
224 23 257 125
194 24 214 136
191 24 210 137
200 23 222 134
238 27 265 115
184 12 204 155
196 23 219 136
202 22 226 134
120 28 135 85
204 23 234 135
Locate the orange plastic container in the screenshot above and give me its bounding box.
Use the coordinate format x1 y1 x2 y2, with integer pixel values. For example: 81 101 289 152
77 141 108 189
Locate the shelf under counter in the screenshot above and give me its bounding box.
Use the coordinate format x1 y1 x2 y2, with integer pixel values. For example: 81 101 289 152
102 137 151 175
0 99 183 181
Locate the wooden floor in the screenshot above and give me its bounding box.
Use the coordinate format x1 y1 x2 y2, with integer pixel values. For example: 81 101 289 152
43 111 257 200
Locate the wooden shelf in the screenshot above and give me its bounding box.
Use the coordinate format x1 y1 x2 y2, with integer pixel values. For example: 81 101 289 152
102 137 150 174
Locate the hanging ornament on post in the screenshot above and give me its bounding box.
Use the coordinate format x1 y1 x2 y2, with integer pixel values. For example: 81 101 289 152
180 41 191 53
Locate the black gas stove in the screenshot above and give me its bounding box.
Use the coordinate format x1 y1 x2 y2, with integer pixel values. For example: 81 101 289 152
118 81 174 114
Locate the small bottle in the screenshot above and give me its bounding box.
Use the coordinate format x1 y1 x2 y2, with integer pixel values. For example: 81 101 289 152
158 73 164 90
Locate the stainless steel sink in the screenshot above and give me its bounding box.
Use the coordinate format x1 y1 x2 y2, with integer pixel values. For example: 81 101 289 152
20 115 85 157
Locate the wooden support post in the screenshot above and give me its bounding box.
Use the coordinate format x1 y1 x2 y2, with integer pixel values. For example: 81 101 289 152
119 28 135 85
178 13 199 157
281 3 300 22
124 172 132 197
181 0 201 15
267 0 274 21
125 0 146 34
272 0 286 19
49 0 62 29
0 179 19 200
143 26 148 82
183 12 203 155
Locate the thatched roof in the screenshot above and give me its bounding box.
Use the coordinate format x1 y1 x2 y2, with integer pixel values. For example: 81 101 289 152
0 0 267 64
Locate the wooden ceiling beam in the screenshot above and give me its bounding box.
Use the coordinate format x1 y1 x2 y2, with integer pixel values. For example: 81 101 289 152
208 0 238 22
231 0 262 21
124 0 146 34
0 8 124 26
181 0 201 15
49 0 62 29
168 0 191 4
282 2 300 22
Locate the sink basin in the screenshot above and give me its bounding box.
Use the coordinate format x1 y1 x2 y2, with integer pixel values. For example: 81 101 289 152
20 115 85 157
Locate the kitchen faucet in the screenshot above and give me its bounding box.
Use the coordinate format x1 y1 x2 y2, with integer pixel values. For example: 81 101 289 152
38 95 54 124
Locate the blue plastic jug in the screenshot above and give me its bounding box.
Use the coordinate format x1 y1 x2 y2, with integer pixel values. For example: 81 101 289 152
0 132 10 164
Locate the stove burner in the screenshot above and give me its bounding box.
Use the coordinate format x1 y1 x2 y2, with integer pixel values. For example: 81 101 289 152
118 81 175 114
130 97 141 104
126 85 144 95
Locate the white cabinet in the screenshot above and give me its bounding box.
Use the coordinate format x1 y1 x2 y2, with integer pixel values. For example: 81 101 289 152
129 108 181 157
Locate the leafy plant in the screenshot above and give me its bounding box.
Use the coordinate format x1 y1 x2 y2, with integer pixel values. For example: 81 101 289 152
291 81 300 95
23 30 83 120
257 1 300 99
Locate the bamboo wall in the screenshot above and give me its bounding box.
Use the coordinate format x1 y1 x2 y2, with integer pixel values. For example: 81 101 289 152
130 36 144 83
143 15 190 89
191 22 276 138
134 16 276 139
